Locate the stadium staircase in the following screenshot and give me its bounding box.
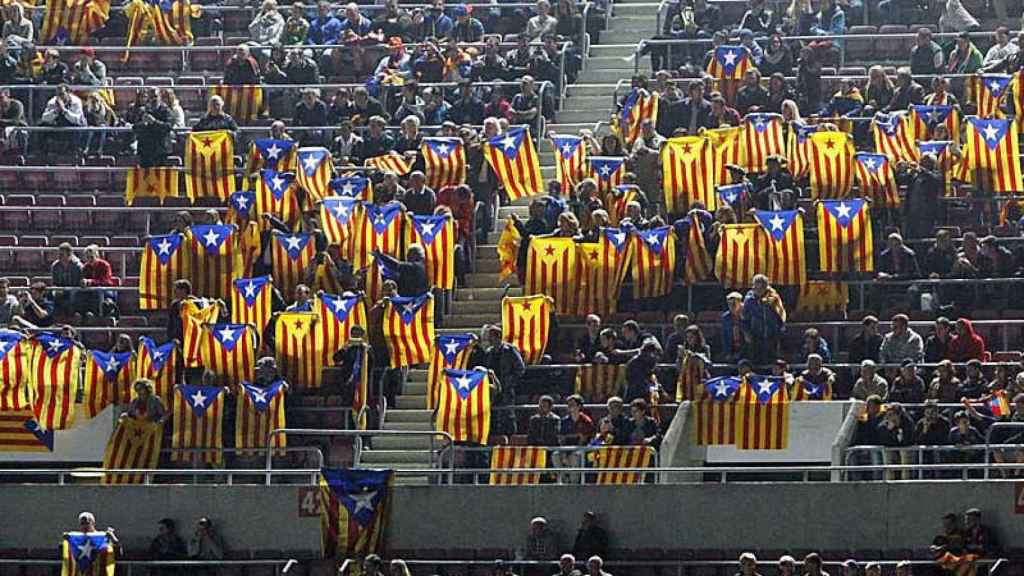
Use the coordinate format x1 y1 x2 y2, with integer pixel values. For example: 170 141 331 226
359 2 660 479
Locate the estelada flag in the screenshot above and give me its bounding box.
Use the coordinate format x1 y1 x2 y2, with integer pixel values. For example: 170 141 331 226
321 197 361 253
364 153 411 177
871 112 918 163
703 126 744 188
231 275 273 334
185 130 236 202
0 410 52 452
525 236 577 315
435 368 491 444
501 294 552 365
30 333 81 431
126 166 179 205
919 141 965 197
0 330 31 411
490 446 547 485
427 333 477 410
139 233 187 311
619 88 660 146
101 417 162 484
631 226 676 298
715 223 767 289
1013 72 1024 130
608 185 639 226
808 131 855 199
179 297 219 368
350 202 404 271
574 364 625 403
910 105 959 142
296 147 334 205
592 446 654 485
61 531 115 576
705 45 752 81
854 152 901 208
795 281 848 316
735 374 790 449
209 84 264 123
787 122 820 180
254 169 300 228
275 311 323 390
589 156 626 198
189 224 238 301
383 293 435 368
421 137 467 190
122 0 201 61
248 138 296 173
235 379 287 454
575 227 633 316
347 341 371 430
551 134 587 194
330 174 374 201
963 116 1024 195
136 336 177 403
661 135 716 215
199 323 257 387
717 183 747 215
270 231 316 298
683 213 713 283
792 374 833 401
969 74 1012 118
319 468 393 558
483 127 544 201
675 350 708 402
226 190 257 226
816 198 874 273
753 209 806 286
693 375 741 445
409 214 455 290
82 350 133 419
317 293 368 366
742 113 786 173
39 0 110 44
170 384 225 464
497 218 521 281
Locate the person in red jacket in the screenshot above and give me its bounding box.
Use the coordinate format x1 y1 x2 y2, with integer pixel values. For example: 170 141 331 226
948 318 988 362
76 244 117 318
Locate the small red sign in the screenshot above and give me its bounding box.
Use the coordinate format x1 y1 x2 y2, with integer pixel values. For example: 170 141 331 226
1014 483 1024 514
298 486 321 517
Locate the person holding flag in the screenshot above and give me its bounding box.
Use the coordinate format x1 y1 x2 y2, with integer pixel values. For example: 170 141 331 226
373 245 428 297
123 379 167 423
63 511 121 575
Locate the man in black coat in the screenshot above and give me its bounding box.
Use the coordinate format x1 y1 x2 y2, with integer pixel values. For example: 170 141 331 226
660 80 711 137
898 154 944 240
373 245 428 297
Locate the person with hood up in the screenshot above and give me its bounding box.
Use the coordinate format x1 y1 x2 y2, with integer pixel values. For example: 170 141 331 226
947 318 988 362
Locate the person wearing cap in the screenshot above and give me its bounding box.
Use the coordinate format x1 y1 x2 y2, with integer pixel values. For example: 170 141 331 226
841 559 859 576
555 554 583 576
889 359 925 404
523 516 559 560
752 154 795 210
587 556 612 576
449 79 485 125
853 360 888 401
720 291 745 363
70 47 106 86
804 554 829 576
947 30 983 74
777 556 796 576
374 36 412 81
571 512 607 561
451 4 484 42
960 359 988 399
735 552 762 576
70 511 121 555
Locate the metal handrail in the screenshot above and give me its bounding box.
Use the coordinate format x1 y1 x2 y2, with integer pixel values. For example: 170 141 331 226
0 468 320 485
25 38 560 53
21 1 584 13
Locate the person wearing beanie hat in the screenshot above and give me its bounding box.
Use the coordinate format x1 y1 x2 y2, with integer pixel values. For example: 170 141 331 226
451 4 484 42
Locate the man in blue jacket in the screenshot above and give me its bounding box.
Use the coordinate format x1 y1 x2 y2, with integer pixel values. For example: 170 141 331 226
741 274 786 366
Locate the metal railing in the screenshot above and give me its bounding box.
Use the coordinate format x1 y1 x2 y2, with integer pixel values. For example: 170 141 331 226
443 444 660 484
0 558 301 575
844 444 1024 481
0 468 321 485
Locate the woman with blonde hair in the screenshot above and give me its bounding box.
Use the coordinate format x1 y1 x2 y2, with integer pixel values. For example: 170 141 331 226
863 65 894 115
162 88 186 129
123 379 167 423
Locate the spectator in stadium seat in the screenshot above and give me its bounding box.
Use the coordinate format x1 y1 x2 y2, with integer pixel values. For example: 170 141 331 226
449 80 485 125
166 279 194 345
738 0 776 35
526 0 558 39
282 48 321 85
12 281 54 329
78 244 116 317
949 410 985 460
931 512 967 558
928 359 962 403
981 27 1018 72
661 314 690 364
741 274 786 365
621 397 660 447
803 553 829 576
734 68 768 115
960 359 987 399
923 77 958 107
777 556 796 576
925 229 957 278
523 517 559 560
720 291 745 363
224 45 261 85
796 354 835 400
555 553 583 576
878 402 915 476
39 49 68 85
852 394 883 446
849 315 882 364
915 399 951 450
587 556 612 576
331 119 363 163
572 512 608 561
660 80 707 137
308 1 343 46
0 88 25 153
795 46 823 113
735 553 762 576
148 517 187 569
880 313 924 365
327 89 355 125
284 3 310 44
853 360 888 401
0 278 18 325
162 89 185 129
70 47 105 86
862 66 894 117
0 44 16 85
800 327 831 363
133 108 173 168
51 242 83 316
374 37 412 82
964 508 1000 556
575 314 603 363
512 76 541 126
884 68 925 113
360 116 395 159
622 341 662 403
333 325 375 400
374 245 429 297
760 35 794 79
193 96 239 134
71 512 121 555
285 284 313 312
877 232 920 280
126 87 170 125
38 83 85 155
889 360 926 404
82 91 114 156
978 236 1015 278
947 31 983 75
401 172 436 216
249 0 286 49
909 28 944 76
452 4 484 42
819 78 862 118
2 3 33 48
293 88 328 146
561 394 596 445
604 396 627 438
472 326 524 436
124 379 166 423
948 318 987 362
527 395 561 446
188 517 226 567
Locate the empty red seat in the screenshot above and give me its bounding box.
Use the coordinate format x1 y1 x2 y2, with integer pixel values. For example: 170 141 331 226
94 195 126 231
189 38 222 73
0 195 30 232
64 195 97 231
80 235 110 248
0 235 16 270
82 156 114 193
33 195 66 230
49 235 79 248
14 236 48 272
0 167 19 191
53 162 82 191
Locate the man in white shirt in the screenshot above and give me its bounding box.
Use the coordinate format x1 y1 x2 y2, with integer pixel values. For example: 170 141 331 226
525 0 558 40
982 26 1019 71
39 83 85 155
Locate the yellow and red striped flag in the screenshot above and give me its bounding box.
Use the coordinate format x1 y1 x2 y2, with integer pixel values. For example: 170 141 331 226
525 236 577 315
808 131 855 199
963 116 1024 194
592 446 654 484
209 84 264 123
619 88 660 146
421 137 467 190
139 233 188 311
742 113 786 173
1013 72 1024 130
735 374 790 449
910 105 960 142
30 334 81 431
854 152 901 208
970 74 1012 118
589 156 626 199
270 231 316 298
683 214 713 283
871 112 918 163
185 130 236 202
435 368 491 444
275 311 323 390
235 379 286 454
816 198 874 273
61 532 116 576
383 293 435 368
608 185 639 226
408 214 455 290
350 202 404 271
704 46 752 103
0 331 31 412
39 0 110 44
551 134 587 194
330 174 374 201
704 126 744 187
226 190 257 228
752 209 806 286
792 374 833 401
714 223 767 289
631 226 676 298
919 141 965 197
248 138 296 174
347 341 371 429
574 364 625 403
170 384 225 464
319 468 393 559
135 337 177 404
180 297 219 368
126 166 180 206
575 228 633 316
230 275 273 334
693 375 741 445
661 135 716 215
321 197 361 255
0 410 53 452
254 169 300 228
123 0 201 62
501 295 552 365
364 153 411 177
82 350 133 420
675 350 708 402
489 446 547 485
317 293 367 367
101 417 163 484
296 147 334 205
427 333 477 410
787 122 819 180
199 323 257 387
796 281 848 316
188 224 238 301
483 127 544 201
497 218 521 281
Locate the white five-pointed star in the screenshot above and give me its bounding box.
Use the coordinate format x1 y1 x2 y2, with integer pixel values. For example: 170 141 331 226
613 231 627 245
104 356 120 373
235 194 250 209
722 50 737 66
202 229 220 247
714 380 731 398
151 349 164 361
374 215 386 226
76 540 94 559
599 164 612 177
757 378 774 395
645 233 660 246
768 213 785 232
243 282 257 299
217 327 236 342
350 490 377 514
455 376 472 390
560 143 572 155
284 235 304 252
302 154 319 172
418 222 435 237
332 297 350 313
190 389 208 407
271 175 286 191
754 119 766 131
437 143 450 156
724 191 738 204
250 388 268 404
862 157 878 171
0 341 8 355
835 202 852 220
156 238 172 255
265 143 282 160
402 303 418 316
983 123 1000 142
333 203 351 219
47 338 63 352
926 110 941 124
501 135 516 150
444 340 460 355
988 80 1002 93
341 182 355 196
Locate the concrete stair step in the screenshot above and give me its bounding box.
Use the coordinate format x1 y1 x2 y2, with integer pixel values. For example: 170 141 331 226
612 2 662 14
561 95 615 111
497 205 531 219
558 109 611 124
473 258 504 274
476 244 499 259
395 395 428 410
450 299 502 314
407 369 428 382
383 409 434 423
466 272 511 287
403 381 427 395
587 44 641 57
579 68 638 83
564 83 618 97
381 420 434 431
358 449 434 464
455 286 522 301
444 313 501 328
371 435 438 450
585 55 642 70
